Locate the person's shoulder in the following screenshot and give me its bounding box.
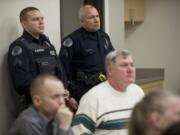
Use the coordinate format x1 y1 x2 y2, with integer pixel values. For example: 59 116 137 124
128 84 145 95
12 107 36 124
8 37 26 55
9 107 43 135
81 82 107 100
18 106 42 123
63 28 82 40
98 29 110 37
78 85 101 107
61 28 83 48
40 34 50 41
9 37 23 48
128 83 141 89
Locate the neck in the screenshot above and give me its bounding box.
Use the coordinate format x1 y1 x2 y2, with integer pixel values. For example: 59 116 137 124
35 106 53 120
108 79 127 92
31 33 39 39
25 30 40 39
146 127 161 135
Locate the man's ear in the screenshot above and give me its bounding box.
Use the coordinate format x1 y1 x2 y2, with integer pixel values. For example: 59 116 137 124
80 19 84 26
107 66 112 76
32 95 41 107
21 21 26 29
149 112 163 130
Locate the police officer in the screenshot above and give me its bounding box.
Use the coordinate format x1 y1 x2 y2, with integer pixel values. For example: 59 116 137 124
8 7 67 109
59 5 114 104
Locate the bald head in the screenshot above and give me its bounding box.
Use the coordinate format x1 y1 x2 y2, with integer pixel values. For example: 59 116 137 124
78 4 100 32
30 73 63 97
30 73 66 119
78 5 97 20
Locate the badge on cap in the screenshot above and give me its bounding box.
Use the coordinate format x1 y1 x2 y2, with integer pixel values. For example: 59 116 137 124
11 46 22 56
63 38 73 47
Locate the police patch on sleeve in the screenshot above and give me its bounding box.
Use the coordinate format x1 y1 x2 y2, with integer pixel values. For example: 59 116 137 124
63 38 73 47
11 46 22 56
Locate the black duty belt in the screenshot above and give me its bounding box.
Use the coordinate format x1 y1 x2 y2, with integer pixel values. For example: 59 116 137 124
76 72 106 85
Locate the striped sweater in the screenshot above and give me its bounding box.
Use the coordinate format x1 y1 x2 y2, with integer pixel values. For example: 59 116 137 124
72 81 144 135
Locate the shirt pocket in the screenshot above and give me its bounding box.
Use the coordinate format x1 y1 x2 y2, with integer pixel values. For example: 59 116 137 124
82 49 98 67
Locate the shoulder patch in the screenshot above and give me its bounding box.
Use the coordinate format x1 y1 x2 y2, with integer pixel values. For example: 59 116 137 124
63 38 73 47
11 46 22 56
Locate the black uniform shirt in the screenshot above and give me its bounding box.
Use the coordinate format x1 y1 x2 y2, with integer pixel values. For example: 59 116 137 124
59 27 114 81
8 31 66 102
59 28 114 101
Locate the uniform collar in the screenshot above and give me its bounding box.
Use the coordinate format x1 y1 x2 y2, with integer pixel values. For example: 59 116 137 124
81 27 98 40
22 30 46 43
22 30 37 42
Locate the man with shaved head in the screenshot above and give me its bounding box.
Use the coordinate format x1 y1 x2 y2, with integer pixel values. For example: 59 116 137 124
8 73 74 135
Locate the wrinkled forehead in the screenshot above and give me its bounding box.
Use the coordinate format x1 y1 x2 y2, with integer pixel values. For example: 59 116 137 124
114 55 133 63
82 7 98 17
26 10 43 18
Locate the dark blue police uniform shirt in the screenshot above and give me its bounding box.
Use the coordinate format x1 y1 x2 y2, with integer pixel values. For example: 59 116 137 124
59 27 114 101
60 27 114 79
8 31 67 105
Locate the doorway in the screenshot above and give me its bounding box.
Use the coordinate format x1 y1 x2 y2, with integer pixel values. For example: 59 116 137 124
60 0 104 39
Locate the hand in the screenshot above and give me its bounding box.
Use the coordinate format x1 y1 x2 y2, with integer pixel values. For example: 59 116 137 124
55 104 73 130
66 97 78 111
63 89 70 101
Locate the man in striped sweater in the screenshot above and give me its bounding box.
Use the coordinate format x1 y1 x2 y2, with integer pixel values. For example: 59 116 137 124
72 49 144 135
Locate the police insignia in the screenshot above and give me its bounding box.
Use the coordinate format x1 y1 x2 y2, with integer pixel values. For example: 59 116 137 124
104 38 109 50
11 46 22 56
44 41 51 47
63 38 73 47
50 50 56 56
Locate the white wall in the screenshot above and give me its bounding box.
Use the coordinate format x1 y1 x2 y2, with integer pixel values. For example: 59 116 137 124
60 0 82 38
108 0 125 49
125 0 180 93
0 1 60 134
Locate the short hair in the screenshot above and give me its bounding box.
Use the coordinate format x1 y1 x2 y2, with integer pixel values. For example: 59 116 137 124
78 5 97 20
30 73 60 97
105 49 130 70
128 91 176 135
20 7 39 22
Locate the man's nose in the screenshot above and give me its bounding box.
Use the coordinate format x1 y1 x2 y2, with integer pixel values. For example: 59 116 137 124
94 17 99 22
39 19 44 24
58 96 65 105
127 65 134 72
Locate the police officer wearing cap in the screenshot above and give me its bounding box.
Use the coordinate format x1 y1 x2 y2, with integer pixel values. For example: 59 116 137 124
8 7 67 109
59 5 114 104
